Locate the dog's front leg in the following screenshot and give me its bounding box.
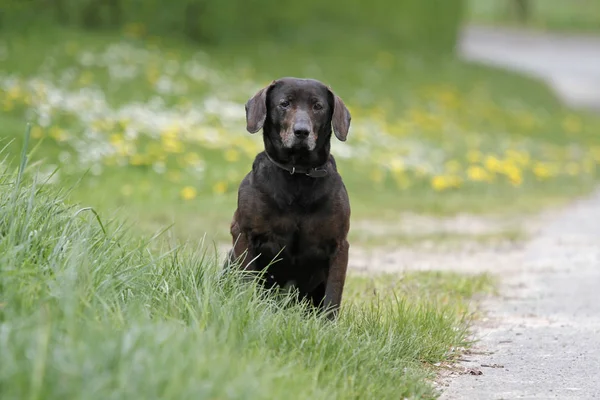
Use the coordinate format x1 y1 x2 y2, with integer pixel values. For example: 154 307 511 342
229 231 260 272
323 239 349 320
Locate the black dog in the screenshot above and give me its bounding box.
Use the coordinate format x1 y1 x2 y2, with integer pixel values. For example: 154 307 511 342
225 77 352 320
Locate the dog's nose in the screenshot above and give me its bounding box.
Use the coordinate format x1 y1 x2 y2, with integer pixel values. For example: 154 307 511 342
293 124 310 138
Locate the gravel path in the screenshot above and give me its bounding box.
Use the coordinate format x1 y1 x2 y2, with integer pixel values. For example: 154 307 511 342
458 25 600 111
439 188 600 399
435 26 600 399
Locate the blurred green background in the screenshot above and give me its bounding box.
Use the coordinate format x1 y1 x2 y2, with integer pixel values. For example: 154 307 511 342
1 0 599 244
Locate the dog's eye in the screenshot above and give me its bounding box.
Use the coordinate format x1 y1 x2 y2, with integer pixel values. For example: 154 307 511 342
279 100 290 108
313 103 323 111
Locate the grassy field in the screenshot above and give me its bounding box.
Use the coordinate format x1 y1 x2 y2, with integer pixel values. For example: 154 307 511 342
0 141 494 399
2 25 600 245
1 17 597 399
467 0 600 32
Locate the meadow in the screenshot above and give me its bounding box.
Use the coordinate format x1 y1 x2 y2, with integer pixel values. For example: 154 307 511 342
2 25 599 244
0 134 494 399
1 8 600 398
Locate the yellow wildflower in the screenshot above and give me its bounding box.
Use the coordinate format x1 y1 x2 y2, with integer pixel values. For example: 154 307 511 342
162 134 183 153
49 127 68 142
180 186 197 200
109 134 123 146
484 155 502 173
212 181 227 195
533 163 551 180
467 165 492 182
503 164 523 186
431 175 462 191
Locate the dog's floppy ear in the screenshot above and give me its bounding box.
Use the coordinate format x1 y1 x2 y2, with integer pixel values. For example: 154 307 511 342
245 80 276 134
328 87 351 142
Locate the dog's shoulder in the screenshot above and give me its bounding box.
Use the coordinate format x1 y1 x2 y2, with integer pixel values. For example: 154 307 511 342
250 151 269 173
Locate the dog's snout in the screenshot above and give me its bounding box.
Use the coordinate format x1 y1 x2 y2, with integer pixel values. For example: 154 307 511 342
293 123 311 138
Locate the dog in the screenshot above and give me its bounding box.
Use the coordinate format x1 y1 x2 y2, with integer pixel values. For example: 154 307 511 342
224 77 352 320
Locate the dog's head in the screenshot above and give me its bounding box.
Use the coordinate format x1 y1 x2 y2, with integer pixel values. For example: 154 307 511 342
244 77 351 152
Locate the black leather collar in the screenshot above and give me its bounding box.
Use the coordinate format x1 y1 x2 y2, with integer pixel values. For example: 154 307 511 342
265 151 328 178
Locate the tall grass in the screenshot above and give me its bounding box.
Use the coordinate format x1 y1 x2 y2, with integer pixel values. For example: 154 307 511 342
0 130 479 399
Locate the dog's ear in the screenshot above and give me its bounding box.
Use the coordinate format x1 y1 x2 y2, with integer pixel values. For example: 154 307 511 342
245 81 276 134
328 87 351 142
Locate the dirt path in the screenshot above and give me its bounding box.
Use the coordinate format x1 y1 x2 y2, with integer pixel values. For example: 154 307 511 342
431 26 600 399
459 25 600 111
438 189 600 399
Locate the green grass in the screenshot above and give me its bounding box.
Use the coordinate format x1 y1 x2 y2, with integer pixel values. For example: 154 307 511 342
350 228 526 249
0 135 492 400
467 0 600 32
1 25 599 248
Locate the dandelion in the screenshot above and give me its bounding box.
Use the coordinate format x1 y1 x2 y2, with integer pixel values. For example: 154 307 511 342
533 162 551 180
109 134 124 146
161 134 183 153
49 126 68 142
467 165 492 182
431 175 461 191
484 155 502 173
180 186 197 200
212 181 227 195
503 164 523 186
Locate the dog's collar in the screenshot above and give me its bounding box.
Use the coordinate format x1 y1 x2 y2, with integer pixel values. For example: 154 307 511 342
265 151 328 178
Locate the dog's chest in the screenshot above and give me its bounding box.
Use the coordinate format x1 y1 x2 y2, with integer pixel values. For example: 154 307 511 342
254 213 336 266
